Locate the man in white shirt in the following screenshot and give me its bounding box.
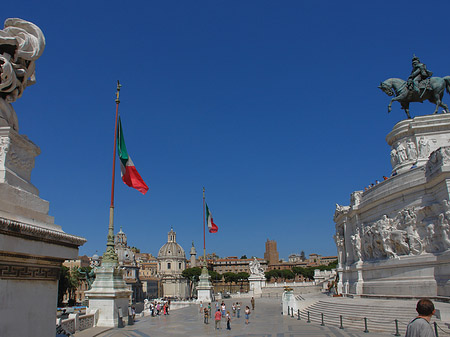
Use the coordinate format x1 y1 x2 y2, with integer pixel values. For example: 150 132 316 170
405 298 436 337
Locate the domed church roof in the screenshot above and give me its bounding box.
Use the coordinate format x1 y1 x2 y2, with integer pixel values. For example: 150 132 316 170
158 228 186 259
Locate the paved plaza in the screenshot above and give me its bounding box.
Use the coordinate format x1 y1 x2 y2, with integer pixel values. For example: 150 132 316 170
76 298 401 337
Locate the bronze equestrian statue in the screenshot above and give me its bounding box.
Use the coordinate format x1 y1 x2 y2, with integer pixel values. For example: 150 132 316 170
379 56 450 119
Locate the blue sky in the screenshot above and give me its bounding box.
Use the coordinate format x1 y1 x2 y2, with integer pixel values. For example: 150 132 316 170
3 0 450 261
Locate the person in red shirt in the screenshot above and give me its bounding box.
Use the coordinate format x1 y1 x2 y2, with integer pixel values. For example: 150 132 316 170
214 309 222 330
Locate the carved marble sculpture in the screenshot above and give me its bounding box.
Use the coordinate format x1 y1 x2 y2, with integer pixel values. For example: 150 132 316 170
249 257 264 277
336 198 450 264
0 18 45 131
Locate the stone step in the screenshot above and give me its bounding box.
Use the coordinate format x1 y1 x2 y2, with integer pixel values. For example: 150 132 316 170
304 300 416 318
296 300 439 333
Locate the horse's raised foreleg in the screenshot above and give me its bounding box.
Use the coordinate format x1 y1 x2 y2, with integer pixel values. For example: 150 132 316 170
388 97 399 113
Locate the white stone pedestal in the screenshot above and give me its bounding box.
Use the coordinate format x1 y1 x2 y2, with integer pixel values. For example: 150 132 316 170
85 263 132 327
249 274 266 295
0 127 86 337
196 267 213 303
334 114 450 298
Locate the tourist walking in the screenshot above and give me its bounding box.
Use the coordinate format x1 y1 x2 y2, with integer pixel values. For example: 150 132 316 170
214 309 222 330
236 302 241 318
199 301 203 313
232 303 236 317
221 302 226 316
226 311 231 330
208 303 212 317
405 298 436 337
204 307 209 324
251 296 255 310
245 306 251 324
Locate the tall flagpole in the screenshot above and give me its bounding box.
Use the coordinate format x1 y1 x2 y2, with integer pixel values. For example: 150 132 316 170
103 81 121 265
203 187 206 266
197 186 212 302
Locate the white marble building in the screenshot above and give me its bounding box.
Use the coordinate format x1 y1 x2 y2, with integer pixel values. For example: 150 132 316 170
157 228 189 298
334 114 450 298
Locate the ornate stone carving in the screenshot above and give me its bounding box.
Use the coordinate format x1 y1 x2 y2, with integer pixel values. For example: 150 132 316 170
396 142 408 164
334 204 350 220
406 140 418 161
0 136 10 163
249 257 264 277
426 146 450 176
0 217 86 247
351 228 362 262
418 137 430 158
350 191 363 207
390 148 398 168
0 18 45 131
345 202 450 262
0 262 59 280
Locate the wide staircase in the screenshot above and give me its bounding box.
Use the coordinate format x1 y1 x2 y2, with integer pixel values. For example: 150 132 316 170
295 298 441 334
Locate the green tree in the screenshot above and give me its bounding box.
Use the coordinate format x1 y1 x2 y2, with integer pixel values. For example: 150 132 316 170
182 267 202 297
327 259 338 269
292 266 304 276
236 272 249 281
303 267 315 280
236 272 249 292
300 250 306 261
208 270 222 282
281 269 294 281
265 269 282 282
240 255 247 259
291 266 315 280
223 272 238 292
67 267 81 306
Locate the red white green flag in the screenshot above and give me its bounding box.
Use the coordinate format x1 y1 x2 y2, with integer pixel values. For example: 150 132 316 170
205 202 218 233
117 117 149 195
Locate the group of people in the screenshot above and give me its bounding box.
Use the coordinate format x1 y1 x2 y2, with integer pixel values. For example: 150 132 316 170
364 176 390 191
200 297 255 330
148 300 170 316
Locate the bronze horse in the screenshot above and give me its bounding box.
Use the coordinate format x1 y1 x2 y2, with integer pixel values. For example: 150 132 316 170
379 77 450 119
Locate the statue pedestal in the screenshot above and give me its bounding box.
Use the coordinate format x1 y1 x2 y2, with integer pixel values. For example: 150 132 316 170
0 127 86 337
249 274 266 295
196 267 213 303
85 262 132 327
335 113 450 298
387 114 450 174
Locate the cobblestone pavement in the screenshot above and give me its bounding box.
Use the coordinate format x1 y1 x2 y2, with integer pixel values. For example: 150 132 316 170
93 298 396 337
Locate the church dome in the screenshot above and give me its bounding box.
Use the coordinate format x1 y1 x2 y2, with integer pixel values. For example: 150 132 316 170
158 228 186 259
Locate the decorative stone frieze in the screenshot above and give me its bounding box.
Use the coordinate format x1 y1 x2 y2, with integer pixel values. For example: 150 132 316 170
335 114 450 298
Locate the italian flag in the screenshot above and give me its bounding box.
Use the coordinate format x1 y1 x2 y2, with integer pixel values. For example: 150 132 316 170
117 117 149 195
206 203 218 233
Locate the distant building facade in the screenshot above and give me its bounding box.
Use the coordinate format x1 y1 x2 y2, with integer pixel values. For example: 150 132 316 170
136 253 159 299
212 256 268 274
267 254 337 273
157 228 189 299
115 227 144 302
